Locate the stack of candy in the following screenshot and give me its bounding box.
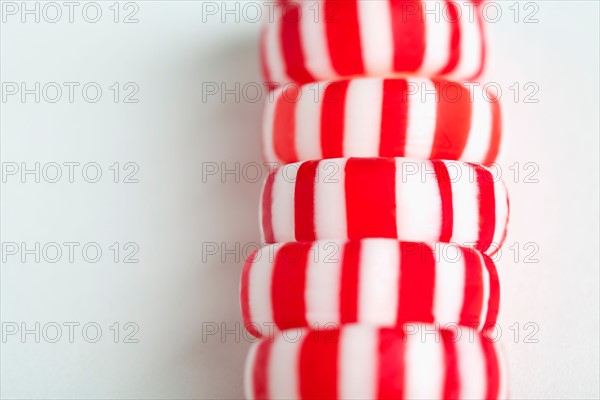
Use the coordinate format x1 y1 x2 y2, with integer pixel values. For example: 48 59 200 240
241 1 509 398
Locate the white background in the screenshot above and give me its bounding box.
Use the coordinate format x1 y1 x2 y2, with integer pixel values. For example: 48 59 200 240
1 1 598 399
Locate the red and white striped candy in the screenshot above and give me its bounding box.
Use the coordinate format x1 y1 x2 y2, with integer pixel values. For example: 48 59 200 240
263 77 501 164
260 157 509 254
245 324 507 400
241 240 499 337
261 0 486 86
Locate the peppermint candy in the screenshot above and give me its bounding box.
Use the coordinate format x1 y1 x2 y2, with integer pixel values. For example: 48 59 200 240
262 0 486 86
261 157 509 255
245 324 507 400
264 77 501 164
241 240 499 337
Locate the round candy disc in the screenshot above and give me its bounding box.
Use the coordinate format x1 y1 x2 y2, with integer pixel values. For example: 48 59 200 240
263 77 501 164
260 157 509 255
241 240 499 337
245 324 507 399
261 0 487 86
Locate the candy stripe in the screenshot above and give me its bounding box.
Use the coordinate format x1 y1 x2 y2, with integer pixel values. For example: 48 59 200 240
241 239 499 336
379 79 409 157
420 0 451 75
432 243 466 325
484 96 502 165
241 251 258 337
281 4 315 84
456 334 486 398
491 178 509 254
252 339 271 400
442 330 460 400
260 171 276 243
397 242 435 324
478 250 491 331
447 159 480 247
482 337 501 400
247 247 277 337
305 242 342 326
270 164 298 242
314 158 348 239
377 328 405 399
295 83 324 161
438 0 461 75
395 158 442 244
482 254 500 330
468 4 487 80
299 2 337 80
433 160 454 242
359 239 400 325
343 79 384 157
430 80 473 160
264 13 290 85
321 81 349 158
475 166 496 252
299 330 340 399
261 85 279 162
271 243 311 330
460 85 493 163
357 0 394 75
404 328 444 398
460 247 484 328
339 240 361 324
390 0 425 71
339 326 377 399
269 330 303 399
294 160 319 241
244 341 256 399
325 0 364 76
259 26 272 88
404 78 438 160
445 2 483 80
273 86 299 162
345 158 397 239
264 77 502 164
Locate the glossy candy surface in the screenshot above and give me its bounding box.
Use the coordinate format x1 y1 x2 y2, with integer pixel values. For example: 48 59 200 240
245 324 507 400
260 157 509 255
261 0 486 86
241 240 500 337
264 77 501 164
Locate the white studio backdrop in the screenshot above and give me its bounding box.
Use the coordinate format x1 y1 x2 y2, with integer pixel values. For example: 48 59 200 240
1 1 598 399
